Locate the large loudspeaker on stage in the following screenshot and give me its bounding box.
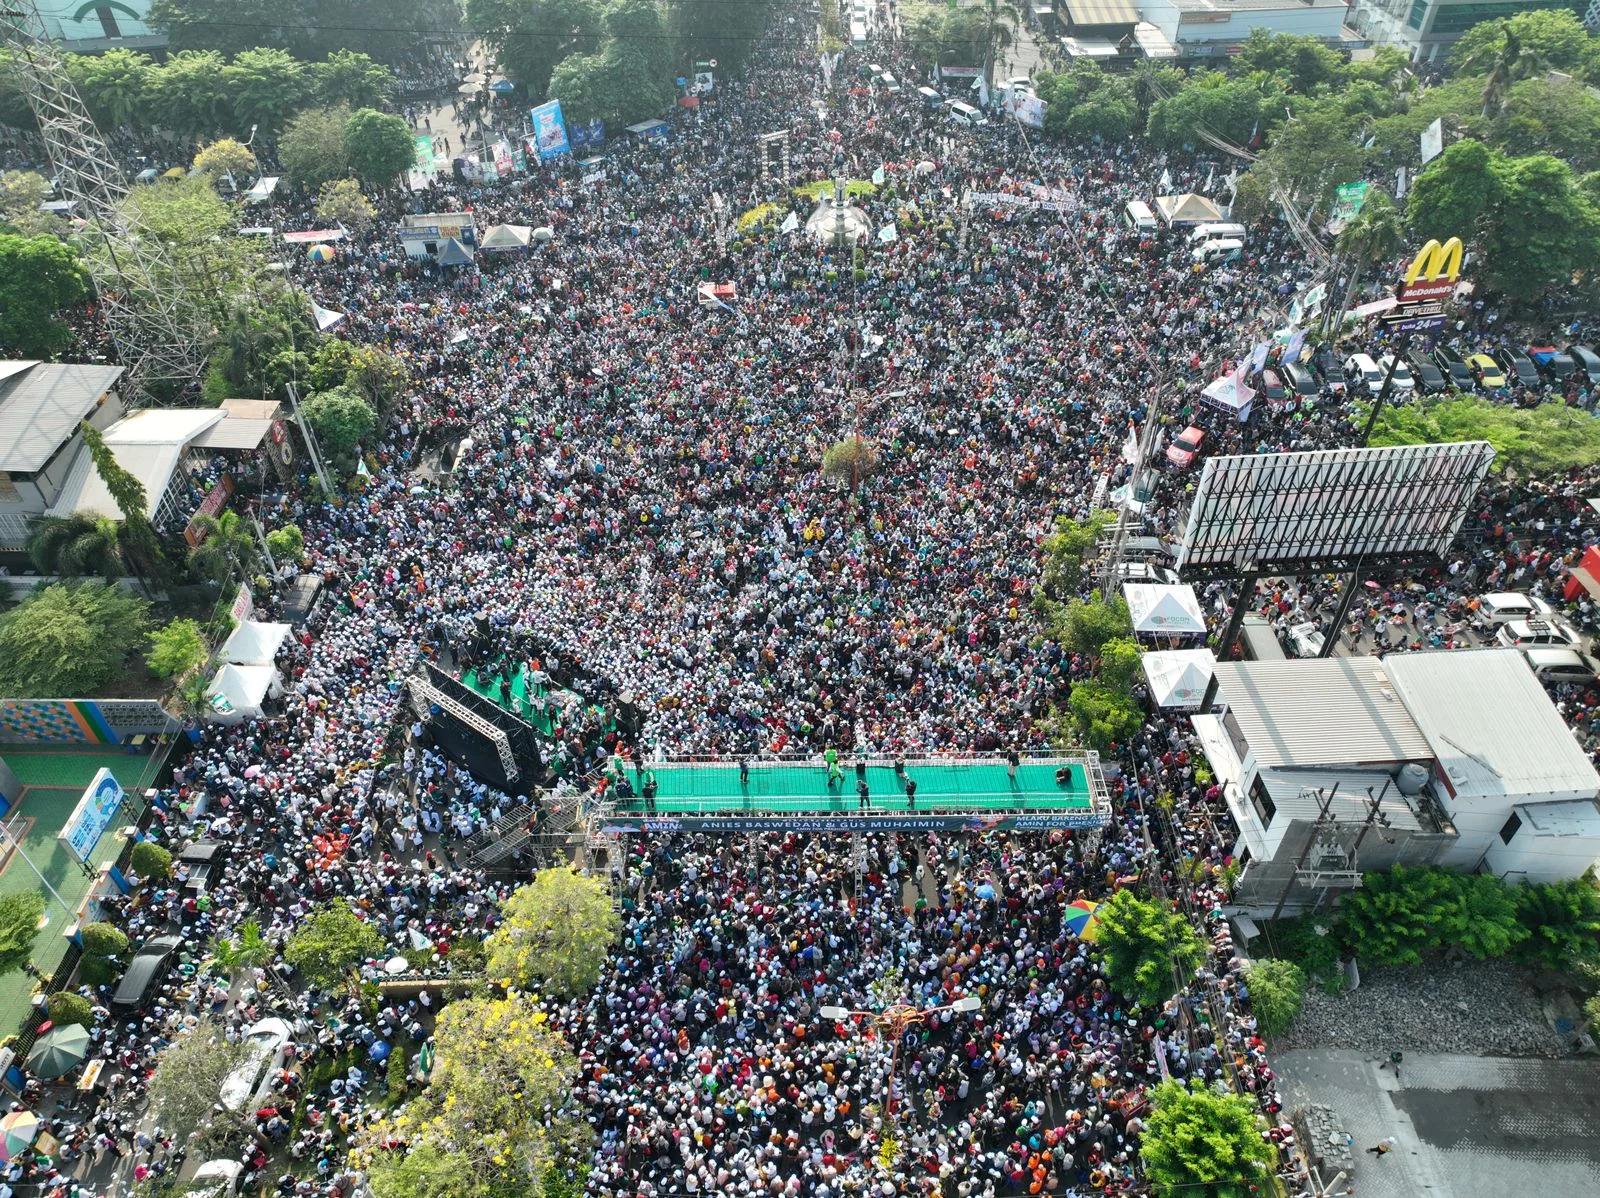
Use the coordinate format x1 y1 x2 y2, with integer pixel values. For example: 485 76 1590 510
412 664 543 793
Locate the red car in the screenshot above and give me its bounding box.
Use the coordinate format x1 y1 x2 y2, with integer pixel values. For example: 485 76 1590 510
1166 425 1206 469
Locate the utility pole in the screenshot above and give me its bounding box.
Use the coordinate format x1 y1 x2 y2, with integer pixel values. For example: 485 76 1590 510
1359 332 1412 446
1271 784 1339 924
285 381 334 496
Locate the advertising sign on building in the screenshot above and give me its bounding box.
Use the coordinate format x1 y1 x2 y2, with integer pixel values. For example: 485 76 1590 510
59 768 125 865
1383 237 1463 332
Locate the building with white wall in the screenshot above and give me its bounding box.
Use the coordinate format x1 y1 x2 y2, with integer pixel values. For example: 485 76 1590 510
1192 649 1600 913
1137 0 1351 56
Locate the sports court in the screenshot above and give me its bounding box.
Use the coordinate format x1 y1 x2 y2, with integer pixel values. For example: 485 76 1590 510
0 747 162 1026
611 758 1100 815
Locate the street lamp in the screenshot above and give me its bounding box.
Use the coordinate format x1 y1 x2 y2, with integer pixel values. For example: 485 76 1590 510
819 995 982 1151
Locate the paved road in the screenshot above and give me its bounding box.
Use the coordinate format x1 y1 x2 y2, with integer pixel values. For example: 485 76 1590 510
1275 1049 1600 1198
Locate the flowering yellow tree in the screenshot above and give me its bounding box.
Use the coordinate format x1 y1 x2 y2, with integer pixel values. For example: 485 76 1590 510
361 992 588 1198
485 867 619 997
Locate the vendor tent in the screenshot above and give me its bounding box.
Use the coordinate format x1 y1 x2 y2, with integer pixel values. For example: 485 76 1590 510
1201 374 1255 423
1141 649 1216 709
220 620 291 667
438 236 475 266
479 223 532 251
1154 193 1222 226
1124 582 1206 638
205 663 281 723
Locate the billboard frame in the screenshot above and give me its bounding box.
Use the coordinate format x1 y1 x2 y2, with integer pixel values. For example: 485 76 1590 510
59 767 126 866
1174 442 1495 579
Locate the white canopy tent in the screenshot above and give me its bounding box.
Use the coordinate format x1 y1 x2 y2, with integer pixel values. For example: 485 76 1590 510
479 223 533 251
220 620 291 667
1124 582 1206 638
1201 374 1255 423
1141 649 1216 710
205 663 281 724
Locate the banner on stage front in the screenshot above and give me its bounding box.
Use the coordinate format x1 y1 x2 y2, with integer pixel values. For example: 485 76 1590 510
530 101 571 160
600 811 1108 835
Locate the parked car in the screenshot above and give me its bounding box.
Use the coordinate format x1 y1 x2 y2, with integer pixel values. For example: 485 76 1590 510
1494 618 1582 649
1478 591 1556 626
177 840 228 895
1432 346 1476 389
1282 362 1320 398
1377 355 1415 393
1529 344 1576 382
1344 353 1384 396
1285 622 1326 658
1494 348 1539 387
110 933 184 1013
1522 647 1600 686
1406 353 1447 393
1166 424 1206 469
189 1161 245 1198
1311 343 1346 392
1256 369 1287 402
1113 561 1181 586
1468 353 1506 389
1566 344 1600 385
220 1017 297 1111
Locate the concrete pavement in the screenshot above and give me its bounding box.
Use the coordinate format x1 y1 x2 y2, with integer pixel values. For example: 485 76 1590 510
1274 1049 1600 1198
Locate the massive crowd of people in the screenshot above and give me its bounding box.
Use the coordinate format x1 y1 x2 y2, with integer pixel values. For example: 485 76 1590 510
8 5 1600 1198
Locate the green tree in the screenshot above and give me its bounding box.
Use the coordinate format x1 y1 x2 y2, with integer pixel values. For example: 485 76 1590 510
0 171 61 238
1452 8 1591 79
310 339 407 412
284 898 384 990
146 618 207 679
1146 70 1288 151
147 50 232 138
25 513 127 581
1406 138 1504 241
0 582 150 697
1046 594 1133 659
314 48 397 108
265 523 306 563
671 0 774 72
186 511 261 587
222 47 314 135
79 921 129 961
80 423 165 580
1494 76 1600 171
64 48 154 129
302 385 377 462
193 137 258 184
315 178 378 231
1098 637 1143 692
1512 878 1600 970
345 107 415 186
1039 510 1116 597
485 867 619 996
1333 865 1527 965
974 0 1016 92
0 234 89 356
1092 889 1204 1010
1232 27 1345 94
280 104 353 190
1245 959 1305 1038
1332 186 1404 328
211 918 276 979
128 841 173 881
468 0 605 98
0 892 46 979
1247 99 1368 215
1480 152 1600 302
1365 393 1600 475
820 436 878 488
1141 1080 1278 1198
364 991 587 1198
1067 679 1143 751
145 1019 252 1148
46 991 94 1027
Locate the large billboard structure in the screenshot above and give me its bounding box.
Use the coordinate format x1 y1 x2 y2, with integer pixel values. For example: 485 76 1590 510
1175 442 1495 576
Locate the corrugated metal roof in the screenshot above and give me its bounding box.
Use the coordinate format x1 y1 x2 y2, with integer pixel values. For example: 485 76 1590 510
1212 657 1432 769
191 418 273 450
1064 0 1138 25
47 408 223 520
1260 769 1426 832
0 362 123 472
1385 649 1600 800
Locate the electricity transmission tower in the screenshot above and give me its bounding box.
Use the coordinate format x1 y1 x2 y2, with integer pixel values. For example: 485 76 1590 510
1 2 211 401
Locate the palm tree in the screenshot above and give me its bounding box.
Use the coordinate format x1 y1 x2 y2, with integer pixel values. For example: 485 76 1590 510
186 510 260 587
212 919 275 980
25 512 126 580
1459 27 1541 119
977 0 1018 94
1329 187 1405 336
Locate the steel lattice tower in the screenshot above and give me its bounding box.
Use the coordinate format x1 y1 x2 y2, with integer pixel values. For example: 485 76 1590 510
2 2 211 400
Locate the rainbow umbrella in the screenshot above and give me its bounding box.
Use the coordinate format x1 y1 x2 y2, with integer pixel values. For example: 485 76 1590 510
0 1110 40 1161
307 243 337 264
1064 898 1101 942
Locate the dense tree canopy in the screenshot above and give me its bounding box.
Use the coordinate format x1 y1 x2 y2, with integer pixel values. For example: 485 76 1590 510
0 235 89 357
485 867 620 996
0 582 150 698
1141 1081 1278 1198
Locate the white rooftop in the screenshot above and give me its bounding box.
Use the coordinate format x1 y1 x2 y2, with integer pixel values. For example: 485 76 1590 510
49 407 224 520
1513 799 1600 838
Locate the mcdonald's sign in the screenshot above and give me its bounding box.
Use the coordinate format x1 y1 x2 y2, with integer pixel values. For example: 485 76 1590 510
1399 237 1464 303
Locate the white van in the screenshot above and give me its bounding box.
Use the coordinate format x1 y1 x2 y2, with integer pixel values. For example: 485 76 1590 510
1187 222 1247 247
917 85 943 108
947 100 983 127
1479 592 1556 626
880 72 902 95
1344 353 1384 396
1190 238 1242 264
1522 647 1600 685
1123 200 1157 233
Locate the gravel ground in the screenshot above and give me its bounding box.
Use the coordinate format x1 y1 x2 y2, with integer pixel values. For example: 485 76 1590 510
1279 958 1569 1058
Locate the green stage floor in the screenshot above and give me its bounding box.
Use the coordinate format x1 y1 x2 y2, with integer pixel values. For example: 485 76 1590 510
614 760 1093 814
461 666 556 735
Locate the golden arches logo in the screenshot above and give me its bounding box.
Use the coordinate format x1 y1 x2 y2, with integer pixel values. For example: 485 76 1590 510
1403 237 1464 286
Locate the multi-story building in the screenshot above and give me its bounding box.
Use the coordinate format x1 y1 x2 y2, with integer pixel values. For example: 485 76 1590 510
31 0 164 53
1348 0 1589 62
1137 0 1351 57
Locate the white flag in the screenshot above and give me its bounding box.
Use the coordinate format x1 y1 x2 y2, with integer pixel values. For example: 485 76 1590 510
872 164 886 186
1158 168 1172 192
780 210 800 234
877 223 897 243
1122 421 1140 465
